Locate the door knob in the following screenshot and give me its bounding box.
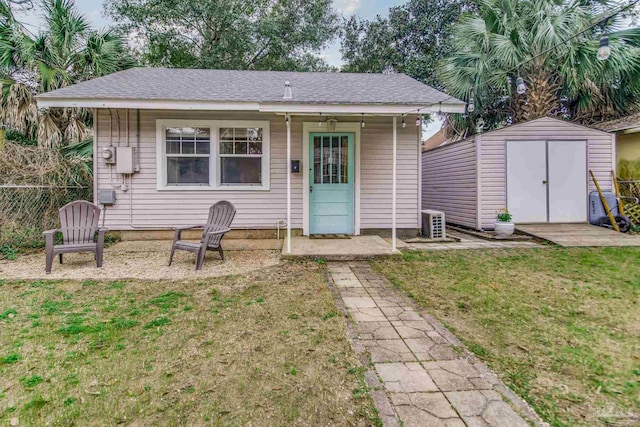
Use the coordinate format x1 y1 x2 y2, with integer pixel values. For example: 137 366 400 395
310 186 313 193
542 180 548 184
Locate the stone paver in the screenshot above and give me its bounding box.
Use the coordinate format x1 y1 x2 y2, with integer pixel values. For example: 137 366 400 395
391 393 466 427
328 262 543 427
363 339 415 363
446 390 531 427
375 362 439 393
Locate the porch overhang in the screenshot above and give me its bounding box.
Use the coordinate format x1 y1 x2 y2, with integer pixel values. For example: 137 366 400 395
35 98 467 115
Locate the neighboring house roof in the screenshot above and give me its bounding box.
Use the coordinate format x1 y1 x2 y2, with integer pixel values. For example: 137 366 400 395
422 129 449 151
594 112 640 133
36 68 465 114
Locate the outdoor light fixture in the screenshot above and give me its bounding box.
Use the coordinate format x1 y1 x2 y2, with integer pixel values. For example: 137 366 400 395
401 114 406 128
361 113 365 128
516 76 527 95
597 35 611 61
476 118 485 133
467 96 475 113
318 113 322 127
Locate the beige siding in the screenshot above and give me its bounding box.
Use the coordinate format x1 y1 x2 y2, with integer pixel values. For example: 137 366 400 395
421 138 478 229
478 117 615 229
95 110 418 231
360 119 420 229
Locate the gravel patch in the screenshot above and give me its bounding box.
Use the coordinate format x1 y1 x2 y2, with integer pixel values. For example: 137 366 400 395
0 240 282 280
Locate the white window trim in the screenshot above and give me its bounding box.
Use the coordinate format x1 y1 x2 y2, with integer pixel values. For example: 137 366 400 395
156 119 270 191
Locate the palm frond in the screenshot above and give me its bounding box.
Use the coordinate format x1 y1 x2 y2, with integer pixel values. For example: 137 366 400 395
63 114 88 143
37 111 62 148
4 82 37 134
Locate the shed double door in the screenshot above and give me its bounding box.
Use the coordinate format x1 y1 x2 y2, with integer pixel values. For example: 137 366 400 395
506 140 587 223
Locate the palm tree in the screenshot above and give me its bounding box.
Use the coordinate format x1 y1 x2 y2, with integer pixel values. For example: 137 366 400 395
0 0 132 147
440 0 640 137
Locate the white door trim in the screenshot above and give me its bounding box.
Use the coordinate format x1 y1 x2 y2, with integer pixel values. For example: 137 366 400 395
302 122 361 236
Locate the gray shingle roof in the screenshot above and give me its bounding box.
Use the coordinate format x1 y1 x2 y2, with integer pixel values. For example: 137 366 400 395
594 112 640 132
36 68 463 106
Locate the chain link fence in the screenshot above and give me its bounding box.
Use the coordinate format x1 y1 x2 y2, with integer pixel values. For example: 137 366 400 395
0 185 93 251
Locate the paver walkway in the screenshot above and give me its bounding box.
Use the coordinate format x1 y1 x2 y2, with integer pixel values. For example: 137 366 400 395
328 262 544 427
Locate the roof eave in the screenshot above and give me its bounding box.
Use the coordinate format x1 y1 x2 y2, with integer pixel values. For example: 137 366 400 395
36 97 466 114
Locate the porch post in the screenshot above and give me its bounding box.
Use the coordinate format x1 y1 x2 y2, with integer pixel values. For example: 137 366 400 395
392 116 397 252
286 113 292 254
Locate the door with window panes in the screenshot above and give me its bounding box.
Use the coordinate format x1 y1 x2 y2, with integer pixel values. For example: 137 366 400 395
309 133 355 234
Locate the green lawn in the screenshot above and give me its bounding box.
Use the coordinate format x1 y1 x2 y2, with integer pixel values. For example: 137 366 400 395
0 262 380 426
372 247 640 427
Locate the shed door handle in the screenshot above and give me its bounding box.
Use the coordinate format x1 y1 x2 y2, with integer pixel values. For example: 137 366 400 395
542 180 548 184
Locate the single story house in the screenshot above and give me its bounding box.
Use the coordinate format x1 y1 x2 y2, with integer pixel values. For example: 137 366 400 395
595 112 640 164
421 117 615 230
36 68 466 251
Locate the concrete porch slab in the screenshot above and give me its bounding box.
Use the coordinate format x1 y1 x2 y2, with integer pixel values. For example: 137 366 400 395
282 235 402 260
516 223 640 247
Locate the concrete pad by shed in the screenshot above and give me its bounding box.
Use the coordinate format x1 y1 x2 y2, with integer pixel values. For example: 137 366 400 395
282 236 401 260
516 223 640 247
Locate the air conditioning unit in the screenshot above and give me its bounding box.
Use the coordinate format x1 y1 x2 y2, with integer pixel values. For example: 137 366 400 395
421 210 446 239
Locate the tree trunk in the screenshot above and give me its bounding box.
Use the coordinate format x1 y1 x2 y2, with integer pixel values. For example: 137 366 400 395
513 73 560 123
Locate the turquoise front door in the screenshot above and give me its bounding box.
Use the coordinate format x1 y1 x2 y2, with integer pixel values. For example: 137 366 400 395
309 133 355 234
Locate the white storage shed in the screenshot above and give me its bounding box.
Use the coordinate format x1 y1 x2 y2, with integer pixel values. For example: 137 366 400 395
421 117 616 230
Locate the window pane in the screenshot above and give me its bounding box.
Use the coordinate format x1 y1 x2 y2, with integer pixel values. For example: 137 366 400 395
341 135 348 183
331 136 339 184
166 140 180 154
234 141 248 154
167 157 209 185
196 140 210 154
220 141 233 154
313 136 321 184
234 128 248 141
248 128 262 141
248 141 262 155
220 128 233 140
221 157 261 184
323 136 330 183
182 141 195 154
